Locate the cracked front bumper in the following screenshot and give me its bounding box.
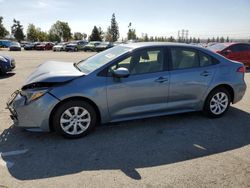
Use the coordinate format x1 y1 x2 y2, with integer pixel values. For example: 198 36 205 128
6 91 60 131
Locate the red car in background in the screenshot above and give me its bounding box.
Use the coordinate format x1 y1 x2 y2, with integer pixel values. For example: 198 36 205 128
35 42 54 50
208 43 250 67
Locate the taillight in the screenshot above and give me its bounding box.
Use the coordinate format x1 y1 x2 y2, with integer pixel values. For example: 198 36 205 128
237 66 246 73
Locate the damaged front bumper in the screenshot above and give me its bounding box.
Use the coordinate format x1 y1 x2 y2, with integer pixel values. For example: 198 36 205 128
6 90 60 131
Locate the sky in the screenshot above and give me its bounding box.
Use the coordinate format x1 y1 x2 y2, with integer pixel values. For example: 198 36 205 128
0 0 250 39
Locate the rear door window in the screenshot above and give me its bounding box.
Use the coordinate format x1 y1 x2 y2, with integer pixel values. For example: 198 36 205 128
170 48 199 70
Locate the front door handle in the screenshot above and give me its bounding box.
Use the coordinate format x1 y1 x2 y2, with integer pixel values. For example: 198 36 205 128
200 71 211 77
155 77 168 83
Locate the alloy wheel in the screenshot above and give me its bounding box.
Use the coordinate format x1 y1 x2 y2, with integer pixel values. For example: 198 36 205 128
210 92 229 115
60 107 91 135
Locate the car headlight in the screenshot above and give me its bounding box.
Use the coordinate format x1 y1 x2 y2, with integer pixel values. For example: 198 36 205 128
20 89 49 104
0 56 7 62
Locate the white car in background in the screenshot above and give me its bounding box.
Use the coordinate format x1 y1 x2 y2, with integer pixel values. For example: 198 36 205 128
53 42 68 52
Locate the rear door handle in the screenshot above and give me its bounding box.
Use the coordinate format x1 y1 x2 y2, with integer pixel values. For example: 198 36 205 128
155 77 168 83
200 71 211 77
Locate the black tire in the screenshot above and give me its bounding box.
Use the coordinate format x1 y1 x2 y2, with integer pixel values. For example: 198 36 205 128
203 87 231 118
53 100 97 138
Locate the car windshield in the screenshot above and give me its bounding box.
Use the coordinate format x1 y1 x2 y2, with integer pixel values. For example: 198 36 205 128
76 46 131 73
207 43 229 51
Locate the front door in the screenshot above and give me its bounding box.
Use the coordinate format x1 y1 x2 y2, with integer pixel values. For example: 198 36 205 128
106 47 170 121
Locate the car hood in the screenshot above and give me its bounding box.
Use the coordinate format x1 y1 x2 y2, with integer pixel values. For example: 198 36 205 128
0 54 14 62
10 45 20 47
24 61 85 85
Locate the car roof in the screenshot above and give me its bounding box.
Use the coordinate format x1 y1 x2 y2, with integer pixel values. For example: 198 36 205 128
120 42 203 49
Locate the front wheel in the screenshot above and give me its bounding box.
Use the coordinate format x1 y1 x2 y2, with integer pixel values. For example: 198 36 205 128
203 88 231 118
53 100 97 138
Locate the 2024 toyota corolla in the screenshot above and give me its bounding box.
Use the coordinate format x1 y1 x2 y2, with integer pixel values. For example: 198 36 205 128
7 42 246 138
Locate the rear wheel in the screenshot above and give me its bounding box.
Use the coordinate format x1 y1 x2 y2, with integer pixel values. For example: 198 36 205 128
53 100 97 138
204 88 231 118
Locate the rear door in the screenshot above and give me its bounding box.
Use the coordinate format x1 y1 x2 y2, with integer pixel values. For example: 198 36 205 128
168 47 217 111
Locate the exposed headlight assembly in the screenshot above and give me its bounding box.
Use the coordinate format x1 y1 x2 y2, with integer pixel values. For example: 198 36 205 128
20 89 49 104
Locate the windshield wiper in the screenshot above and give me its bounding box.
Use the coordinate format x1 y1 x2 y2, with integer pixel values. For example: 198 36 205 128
73 62 82 72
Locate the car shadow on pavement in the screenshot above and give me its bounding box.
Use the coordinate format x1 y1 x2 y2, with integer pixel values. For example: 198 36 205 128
0 107 250 180
0 73 15 79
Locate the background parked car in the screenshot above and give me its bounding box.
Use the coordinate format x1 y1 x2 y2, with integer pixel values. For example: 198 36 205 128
0 40 12 48
20 41 29 48
95 42 114 52
208 43 250 67
35 42 54 50
24 42 40 50
0 54 15 74
83 41 101 52
9 42 21 51
53 42 68 51
65 41 88 52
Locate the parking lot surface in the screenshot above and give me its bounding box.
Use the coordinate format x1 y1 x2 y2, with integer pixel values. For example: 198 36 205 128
0 50 249 188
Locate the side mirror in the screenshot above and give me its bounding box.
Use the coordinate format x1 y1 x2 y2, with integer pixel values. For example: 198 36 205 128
113 67 130 78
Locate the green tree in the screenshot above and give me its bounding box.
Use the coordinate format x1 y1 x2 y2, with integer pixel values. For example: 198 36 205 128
127 22 137 40
105 27 112 41
226 36 229 42
73 32 83 40
89 26 102 41
11 19 25 42
27 24 38 42
216 37 219 42
98 27 104 41
207 38 211 43
189 37 192 43
83 33 87 40
49 21 71 42
0 16 9 38
106 13 119 42
37 29 48 42
220 37 225 43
